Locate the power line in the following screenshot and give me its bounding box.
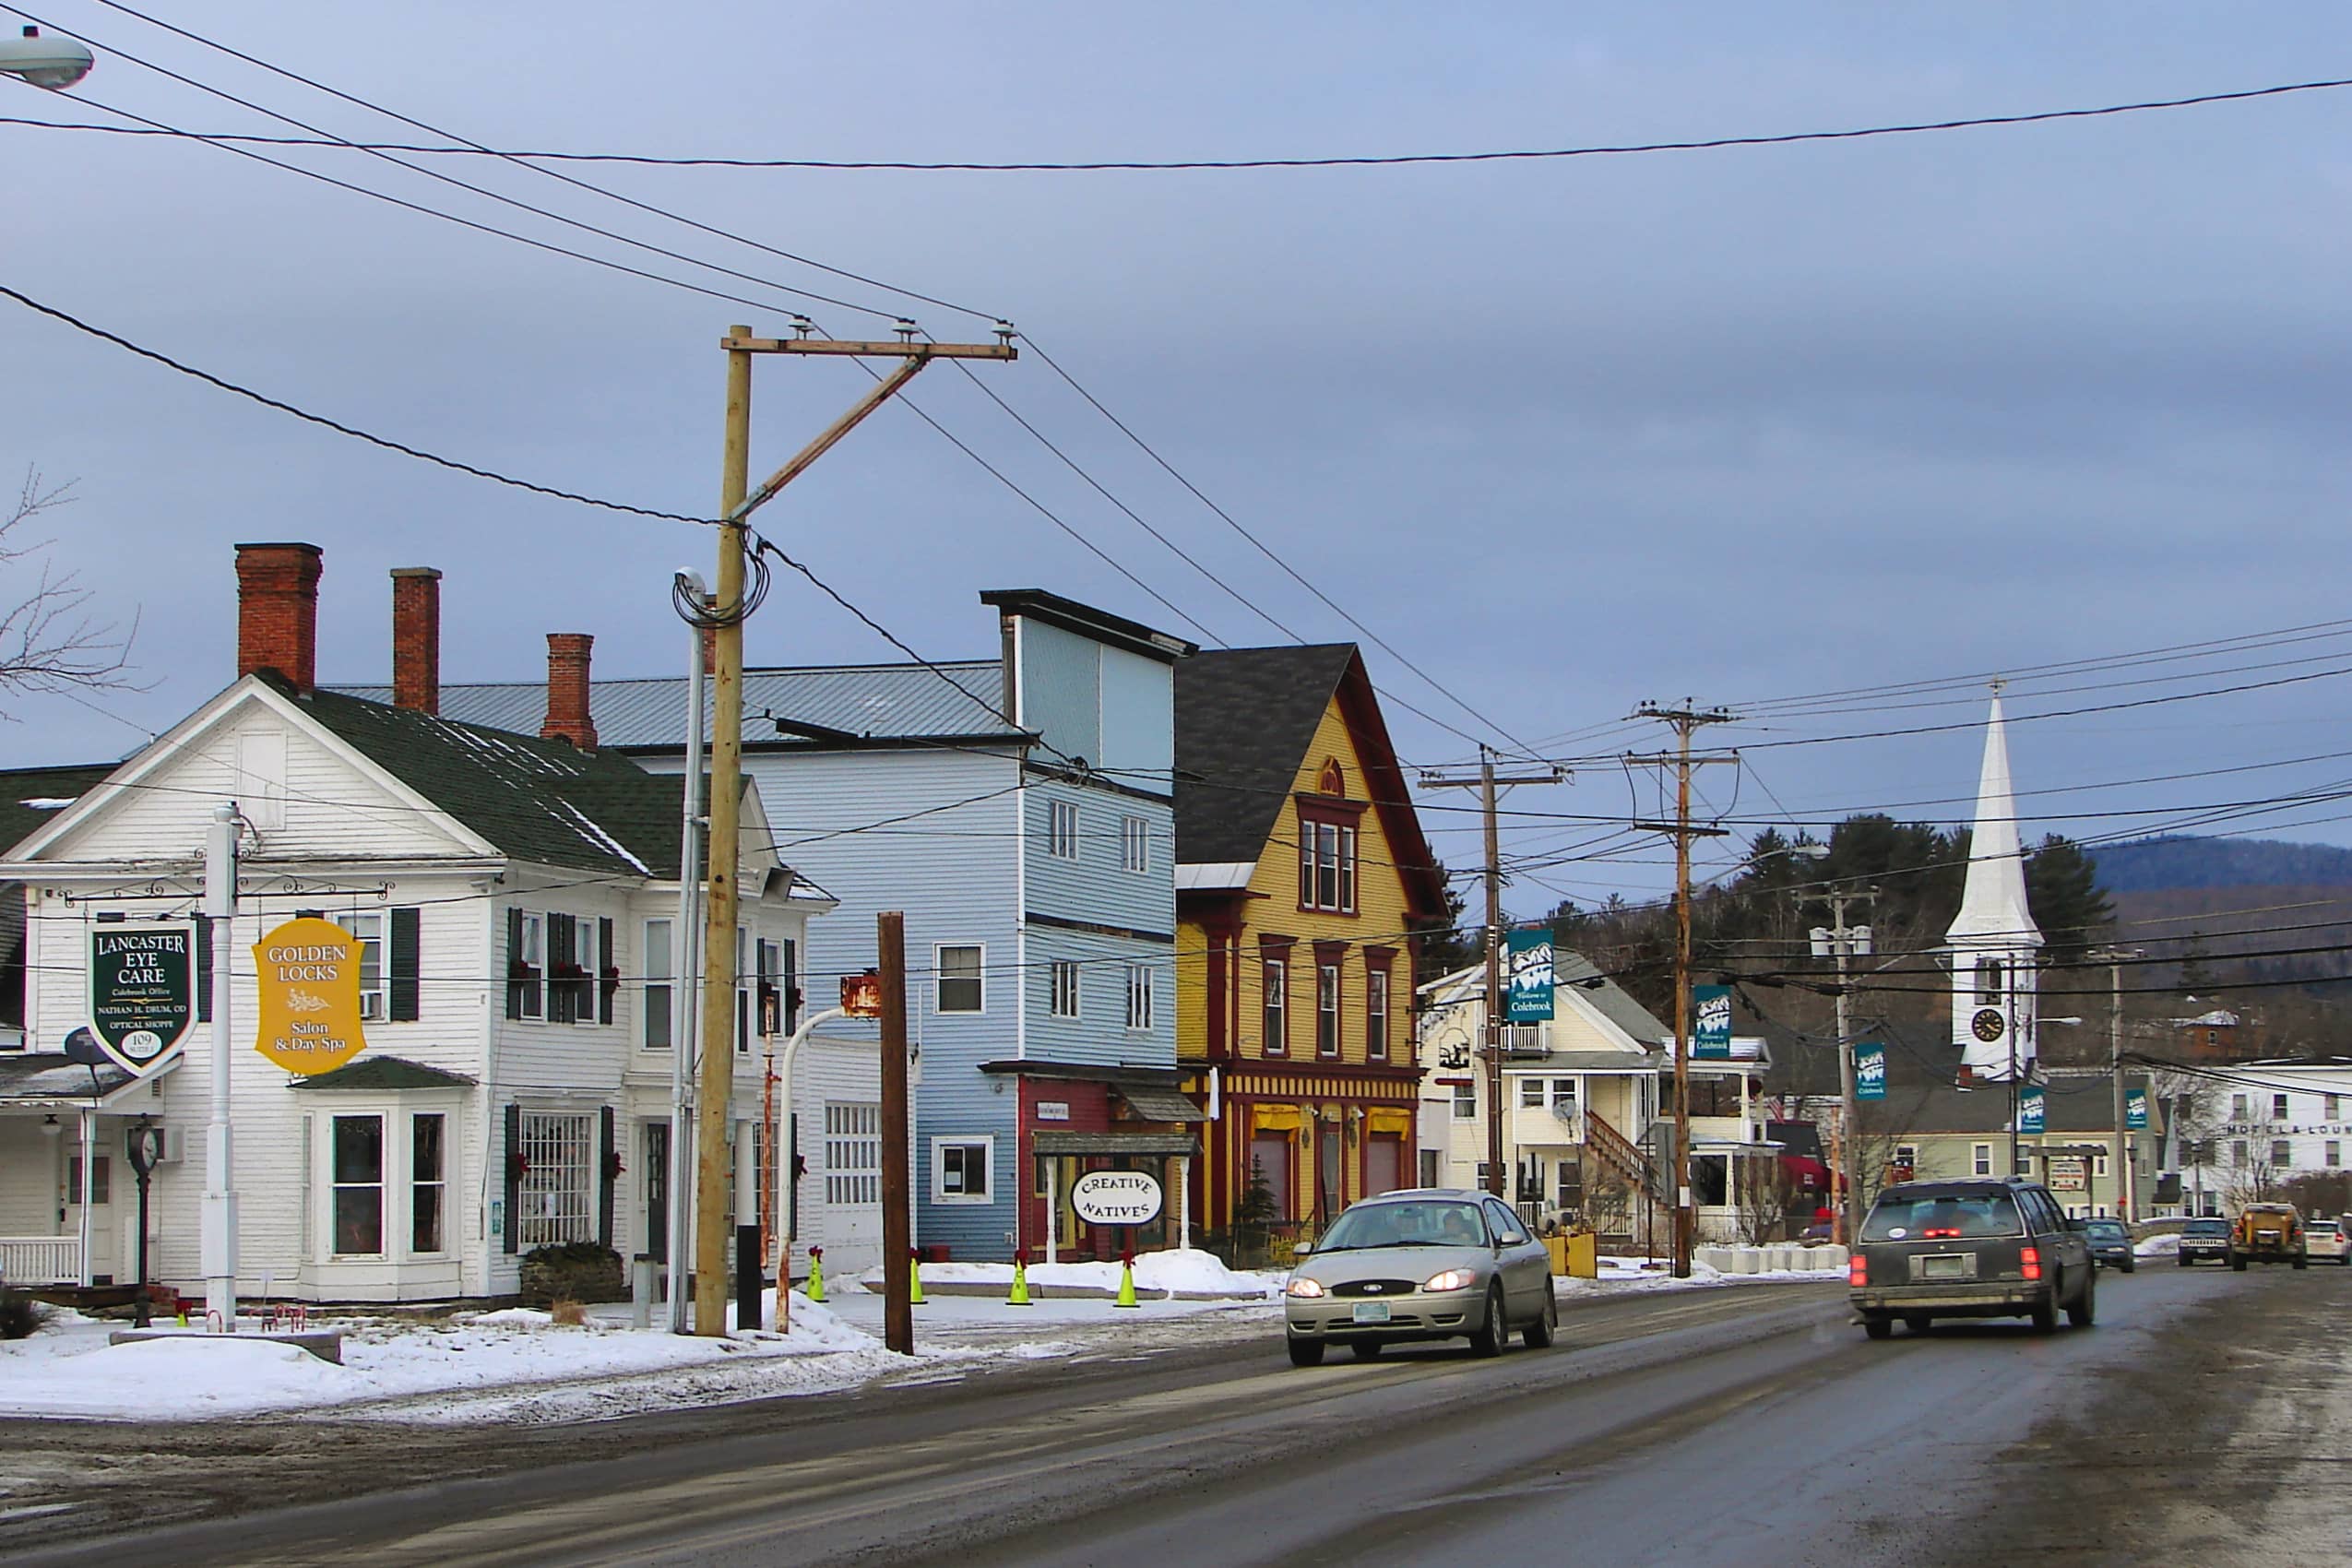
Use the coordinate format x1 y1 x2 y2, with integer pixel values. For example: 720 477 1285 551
0 280 715 527
13 72 2349 171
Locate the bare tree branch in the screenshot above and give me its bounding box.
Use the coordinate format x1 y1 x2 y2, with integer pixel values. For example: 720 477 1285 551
0 467 141 715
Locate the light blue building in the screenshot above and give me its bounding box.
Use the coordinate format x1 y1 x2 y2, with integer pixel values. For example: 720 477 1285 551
376 590 1199 1263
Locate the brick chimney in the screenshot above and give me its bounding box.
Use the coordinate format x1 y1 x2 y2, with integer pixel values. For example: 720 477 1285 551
389 567 441 716
235 542 323 693
540 633 597 749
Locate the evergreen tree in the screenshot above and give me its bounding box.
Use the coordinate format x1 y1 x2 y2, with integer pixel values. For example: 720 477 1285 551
2025 834 2116 962
1231 1156 1279 1265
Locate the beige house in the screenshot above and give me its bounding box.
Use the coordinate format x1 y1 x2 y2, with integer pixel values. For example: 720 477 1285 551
1419 954 1771 1246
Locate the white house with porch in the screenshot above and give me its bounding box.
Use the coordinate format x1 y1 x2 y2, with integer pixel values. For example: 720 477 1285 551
0 543 863 1301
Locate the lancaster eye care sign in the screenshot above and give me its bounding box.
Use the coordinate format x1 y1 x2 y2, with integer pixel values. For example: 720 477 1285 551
254 916 369 1075
88 923 196 1075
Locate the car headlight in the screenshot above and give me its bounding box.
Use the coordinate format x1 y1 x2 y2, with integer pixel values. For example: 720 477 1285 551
1421 1268 1478 1292
1285 1276 1327 1299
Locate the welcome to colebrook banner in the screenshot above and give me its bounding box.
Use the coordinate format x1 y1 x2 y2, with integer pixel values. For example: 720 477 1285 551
253 916 369 1075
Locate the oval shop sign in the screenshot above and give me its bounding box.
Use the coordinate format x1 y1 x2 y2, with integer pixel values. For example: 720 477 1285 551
1069 1170 1164 1228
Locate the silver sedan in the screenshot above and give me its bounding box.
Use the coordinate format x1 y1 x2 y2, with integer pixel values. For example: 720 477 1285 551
1283 1189 1557 1366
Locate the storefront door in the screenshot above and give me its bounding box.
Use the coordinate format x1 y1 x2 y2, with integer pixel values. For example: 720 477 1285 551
1366 1134 1403 1197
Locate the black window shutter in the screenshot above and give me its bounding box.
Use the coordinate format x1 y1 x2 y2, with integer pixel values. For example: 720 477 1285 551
599 1105 617 1248
547 914 575 1024
505 909 524 1020
503 1102 521 1253
598 917 616 1025
782 938 800 1033
389 907 421 1021
196 916 214 1023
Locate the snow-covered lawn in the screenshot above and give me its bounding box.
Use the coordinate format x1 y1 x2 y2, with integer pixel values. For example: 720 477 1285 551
0 1256 1287 1425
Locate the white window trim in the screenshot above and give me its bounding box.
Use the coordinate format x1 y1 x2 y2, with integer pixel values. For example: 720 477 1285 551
1972 1142 1992 1176
936 943 986 1016
327 1111 388 1261
1048 799 1079 861
1051 959 1082 1020
332 910 388 1023
1121 814 1149 874
1125 963 1155 1032
517 912 546 1020
932 1134 996 1205
410 1110 451 1258
643 917 673 1051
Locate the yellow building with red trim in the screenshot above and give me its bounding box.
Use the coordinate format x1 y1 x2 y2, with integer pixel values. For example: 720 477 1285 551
1172 645 1445 1247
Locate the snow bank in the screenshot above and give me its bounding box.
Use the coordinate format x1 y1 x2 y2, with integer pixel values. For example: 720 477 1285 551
2134 1232 2182 1258
3 1337 361 1418
870 1248 1283 1300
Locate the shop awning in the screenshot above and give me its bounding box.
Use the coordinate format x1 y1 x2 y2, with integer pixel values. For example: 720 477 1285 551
1033 1131 1201 1158
1366 1108 1412 1136
1113 1081 1208 1123
1251 1104 1304 1133
1779 1154 1832 1186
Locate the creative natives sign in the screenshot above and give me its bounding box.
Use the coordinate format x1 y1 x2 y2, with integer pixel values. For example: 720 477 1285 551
2048 1156 2087 1193
1069 1170 1164 1228
1505 928 1555 1022
2125 1088 2149 1131
1693 985 1733 1060
2017 1085 2047 1135
87 922 196 1076
1854 1040 1887 1100
252 917 368 1075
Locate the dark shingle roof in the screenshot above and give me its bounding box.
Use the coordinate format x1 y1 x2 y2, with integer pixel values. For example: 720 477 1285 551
0 763 115 857
291 683 683 876
1173 645 1357 866
291 1055 479 1091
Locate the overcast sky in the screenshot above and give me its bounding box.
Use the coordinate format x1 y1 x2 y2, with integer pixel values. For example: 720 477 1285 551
6 2 2351 914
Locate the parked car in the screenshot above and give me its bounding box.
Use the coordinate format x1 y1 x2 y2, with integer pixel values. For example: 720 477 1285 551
1283 1189 1555 1366
2230 1204 2306 1270
2300 1216 2348 1265
1848 1177 2095 1338
2177 1216 2232 1266
2081 1217 2136 1272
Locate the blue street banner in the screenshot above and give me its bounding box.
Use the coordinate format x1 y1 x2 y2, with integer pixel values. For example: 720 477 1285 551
1854 1040 1887 1100
2018 1085 2047 1135
1505 928 1555 1022
1693 985 1733 1059
2125 1087 2149 1132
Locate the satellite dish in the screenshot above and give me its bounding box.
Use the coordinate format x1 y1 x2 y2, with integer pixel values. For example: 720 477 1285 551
0 27 95 89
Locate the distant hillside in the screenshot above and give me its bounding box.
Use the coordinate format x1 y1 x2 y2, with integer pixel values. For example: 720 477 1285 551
2090 836 2352 895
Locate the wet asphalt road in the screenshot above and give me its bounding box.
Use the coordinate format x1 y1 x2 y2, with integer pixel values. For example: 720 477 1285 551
5 1264 2345 1567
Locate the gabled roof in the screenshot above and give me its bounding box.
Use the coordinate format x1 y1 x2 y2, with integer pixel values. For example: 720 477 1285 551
0 763 116 859
1416 954 1669 1058
334 661 1022 751
289 682 683 876
1173 644 1443 916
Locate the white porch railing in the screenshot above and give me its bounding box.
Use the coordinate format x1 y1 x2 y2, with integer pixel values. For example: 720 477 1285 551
0 1235 82 1286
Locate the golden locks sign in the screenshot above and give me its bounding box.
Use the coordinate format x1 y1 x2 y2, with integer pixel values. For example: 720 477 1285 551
253 916 370 1074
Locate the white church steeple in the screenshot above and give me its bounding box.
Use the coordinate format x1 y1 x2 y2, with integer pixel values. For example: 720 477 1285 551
1949 683 2041 1083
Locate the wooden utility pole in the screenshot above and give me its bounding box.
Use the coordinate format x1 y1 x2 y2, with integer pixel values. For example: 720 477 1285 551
878 912 913 1356
1419 747 1566 1200
1821 885 1875 1246
2092 947 2143 1222
1629 704 1737 1278
694 323 1014 1336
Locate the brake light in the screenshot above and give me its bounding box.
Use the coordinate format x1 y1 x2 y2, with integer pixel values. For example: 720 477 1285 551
1848 1253 1868 1287
2020 1245 2041 1282
1921 1227 1961 1239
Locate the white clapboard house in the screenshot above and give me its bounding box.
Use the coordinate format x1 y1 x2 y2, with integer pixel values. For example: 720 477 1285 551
0 543 883 1302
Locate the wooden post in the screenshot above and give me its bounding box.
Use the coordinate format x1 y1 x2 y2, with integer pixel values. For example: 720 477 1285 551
879 912 912 1355
693 328 754 1336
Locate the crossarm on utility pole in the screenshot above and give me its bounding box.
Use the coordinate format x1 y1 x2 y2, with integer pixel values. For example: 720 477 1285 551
729 353 932 524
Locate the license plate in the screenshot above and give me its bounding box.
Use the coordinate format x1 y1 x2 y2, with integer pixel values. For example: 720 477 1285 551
1351 1301 1393 1324
1922 1254 1970 1280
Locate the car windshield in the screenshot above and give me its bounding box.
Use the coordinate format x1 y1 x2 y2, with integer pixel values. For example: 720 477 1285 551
1316 1199 1489 1252
2086 1220 2128 1239
2184 1219 2229 1235
1859 1186 2022 1241
2310 1220 2341 1236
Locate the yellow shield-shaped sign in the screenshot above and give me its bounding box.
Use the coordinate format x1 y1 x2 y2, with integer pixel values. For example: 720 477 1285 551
253 917 369 1075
